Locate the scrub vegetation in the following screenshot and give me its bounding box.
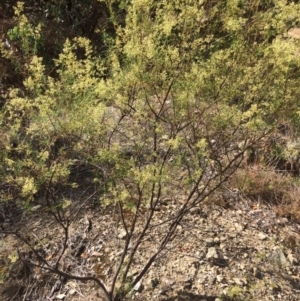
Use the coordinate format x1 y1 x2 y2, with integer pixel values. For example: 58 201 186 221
1 1 300 300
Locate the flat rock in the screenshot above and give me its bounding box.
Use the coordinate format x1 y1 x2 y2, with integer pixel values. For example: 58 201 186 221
206 247 219 259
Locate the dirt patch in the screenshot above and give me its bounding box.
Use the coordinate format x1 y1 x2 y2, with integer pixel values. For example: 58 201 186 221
1 192 300 301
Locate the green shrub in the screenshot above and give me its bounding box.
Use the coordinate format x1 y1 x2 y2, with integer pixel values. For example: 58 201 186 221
2 1 300 300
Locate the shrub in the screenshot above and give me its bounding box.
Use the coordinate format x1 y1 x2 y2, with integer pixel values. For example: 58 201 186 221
2 1 300 300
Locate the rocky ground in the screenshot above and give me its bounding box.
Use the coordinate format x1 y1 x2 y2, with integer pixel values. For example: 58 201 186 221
1 191 300 301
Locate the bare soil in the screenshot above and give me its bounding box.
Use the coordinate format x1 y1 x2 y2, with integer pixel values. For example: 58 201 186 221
1 191 300 301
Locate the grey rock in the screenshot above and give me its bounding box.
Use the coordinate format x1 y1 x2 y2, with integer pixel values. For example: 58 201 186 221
269 250 289 267
118 230 127 239
233 278 245 286
134 280 143 292
216 275 224 283
206 247 219 259
214 237 220 244
258 232 268 240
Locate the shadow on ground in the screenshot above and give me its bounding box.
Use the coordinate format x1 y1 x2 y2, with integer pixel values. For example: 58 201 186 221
163 291 218 301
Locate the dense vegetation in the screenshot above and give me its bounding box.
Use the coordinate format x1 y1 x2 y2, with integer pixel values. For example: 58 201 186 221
1 1 300 300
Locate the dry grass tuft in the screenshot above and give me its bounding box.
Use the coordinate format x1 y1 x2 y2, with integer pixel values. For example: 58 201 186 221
273 185 300 222
229 164 300 222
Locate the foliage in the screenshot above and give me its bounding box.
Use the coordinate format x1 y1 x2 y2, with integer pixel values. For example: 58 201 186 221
0 2 45 92
1 36 108 202
6 2 43 56
1 0 300 300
